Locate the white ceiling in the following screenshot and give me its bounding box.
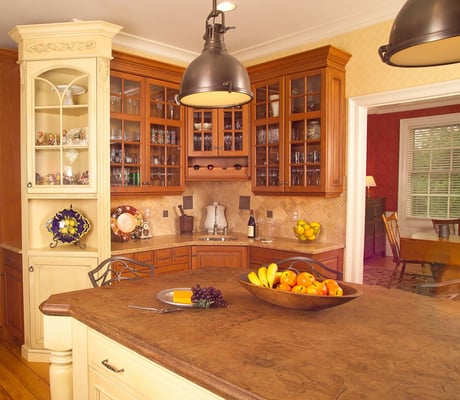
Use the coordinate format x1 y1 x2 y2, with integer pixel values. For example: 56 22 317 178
2 0 407 65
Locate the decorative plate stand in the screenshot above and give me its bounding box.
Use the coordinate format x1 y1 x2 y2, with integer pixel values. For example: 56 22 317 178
46 205 91 248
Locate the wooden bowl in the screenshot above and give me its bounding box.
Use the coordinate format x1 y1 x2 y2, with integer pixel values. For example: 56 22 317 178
238 274 362 311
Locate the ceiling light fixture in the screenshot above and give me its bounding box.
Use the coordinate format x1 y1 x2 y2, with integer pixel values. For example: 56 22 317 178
378 0 460 67
217 1 237 12
176 0 253 108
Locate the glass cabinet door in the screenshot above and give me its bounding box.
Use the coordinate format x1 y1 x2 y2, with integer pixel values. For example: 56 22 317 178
286 71 323 192
147 80 183 190
187 109 218 156
252 80 283 192
110 74 143 192
220 108 248 156
32 64 93 192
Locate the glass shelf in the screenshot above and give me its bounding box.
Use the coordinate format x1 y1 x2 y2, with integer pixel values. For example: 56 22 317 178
32 67 91 190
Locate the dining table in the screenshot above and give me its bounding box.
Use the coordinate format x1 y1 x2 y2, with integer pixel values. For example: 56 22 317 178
40 266 460 400
399 232 460 282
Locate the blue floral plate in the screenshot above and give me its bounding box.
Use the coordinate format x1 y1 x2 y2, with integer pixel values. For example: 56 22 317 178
46 207 91 246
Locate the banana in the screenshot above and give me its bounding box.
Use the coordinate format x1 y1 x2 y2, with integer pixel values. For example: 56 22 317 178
273 271 282 286
248 271 264 287
266 263 278 288
258 266 269 287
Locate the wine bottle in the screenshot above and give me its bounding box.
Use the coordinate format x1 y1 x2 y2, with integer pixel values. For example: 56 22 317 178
248 209 256 238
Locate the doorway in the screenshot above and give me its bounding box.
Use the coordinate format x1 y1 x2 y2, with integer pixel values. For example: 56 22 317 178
344 79 460 283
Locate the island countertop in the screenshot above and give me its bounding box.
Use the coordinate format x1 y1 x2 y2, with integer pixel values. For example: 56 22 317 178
40 267 460 400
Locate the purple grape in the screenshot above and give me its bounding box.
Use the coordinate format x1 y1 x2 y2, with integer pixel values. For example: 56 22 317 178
190 284 228 308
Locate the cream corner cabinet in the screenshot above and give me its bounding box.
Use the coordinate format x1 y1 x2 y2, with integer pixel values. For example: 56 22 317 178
9 20 121 362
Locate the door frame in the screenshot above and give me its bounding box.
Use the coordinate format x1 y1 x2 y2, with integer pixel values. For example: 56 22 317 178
345 79 460 283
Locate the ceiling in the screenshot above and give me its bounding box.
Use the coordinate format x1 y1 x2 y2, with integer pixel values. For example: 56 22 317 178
2 0 407 65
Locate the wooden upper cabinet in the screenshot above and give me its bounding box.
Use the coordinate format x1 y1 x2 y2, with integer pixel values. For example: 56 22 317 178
248 45 351 197
186 105 250 180
110 52 186 195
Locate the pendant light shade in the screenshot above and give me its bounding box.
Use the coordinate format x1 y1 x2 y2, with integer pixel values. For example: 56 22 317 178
378 0 460 67
177 1 253 108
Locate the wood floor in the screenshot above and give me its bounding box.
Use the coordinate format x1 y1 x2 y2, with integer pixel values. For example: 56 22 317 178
0 333 50 400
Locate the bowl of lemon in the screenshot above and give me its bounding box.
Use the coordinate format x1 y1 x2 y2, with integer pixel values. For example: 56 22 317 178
293 220 320 242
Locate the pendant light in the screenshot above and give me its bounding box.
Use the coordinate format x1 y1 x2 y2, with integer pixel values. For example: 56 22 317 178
378 0 460 67
177 0 253 108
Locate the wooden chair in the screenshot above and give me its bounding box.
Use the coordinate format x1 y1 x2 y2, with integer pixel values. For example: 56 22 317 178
275 256 343 280
382 212 429 288
88 256 154 287
431 218 460 236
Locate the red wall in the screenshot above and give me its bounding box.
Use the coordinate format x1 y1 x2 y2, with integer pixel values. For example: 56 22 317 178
367 104 460 211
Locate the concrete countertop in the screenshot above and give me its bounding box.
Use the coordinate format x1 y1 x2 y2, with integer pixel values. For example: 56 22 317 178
40 267 460 400
111 232 344 255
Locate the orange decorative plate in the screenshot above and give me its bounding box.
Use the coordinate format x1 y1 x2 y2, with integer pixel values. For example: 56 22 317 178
111 205 143 241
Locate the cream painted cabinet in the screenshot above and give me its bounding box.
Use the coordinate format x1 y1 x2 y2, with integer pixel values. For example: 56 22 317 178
27 255 96 350
9 21 121 361
86 326 224 400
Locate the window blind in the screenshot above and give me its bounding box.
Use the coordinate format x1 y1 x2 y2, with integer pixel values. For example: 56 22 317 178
407 123 460 218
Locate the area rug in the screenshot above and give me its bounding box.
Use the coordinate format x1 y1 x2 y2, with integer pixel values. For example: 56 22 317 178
363 264 433 294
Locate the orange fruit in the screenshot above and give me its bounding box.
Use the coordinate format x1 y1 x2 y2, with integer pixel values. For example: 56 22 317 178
329 286 344 296
323 279 340 295
280 270 297 287
291 285 308 294
297 272 316 286
306 285 321 295
311 280 328 295
276 283 292 292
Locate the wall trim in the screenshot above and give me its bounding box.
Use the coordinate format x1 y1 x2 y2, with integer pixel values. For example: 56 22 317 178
345 79 460 283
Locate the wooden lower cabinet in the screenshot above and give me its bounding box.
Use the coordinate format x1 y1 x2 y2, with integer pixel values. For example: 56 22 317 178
132 247 190 274
364 198 386 259
249 247 343 276
1 249 23 341
191 246 248 269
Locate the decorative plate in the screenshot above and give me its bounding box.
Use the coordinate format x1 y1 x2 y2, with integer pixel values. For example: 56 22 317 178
111 205 143 241
46 207 91 246
157 288 195 308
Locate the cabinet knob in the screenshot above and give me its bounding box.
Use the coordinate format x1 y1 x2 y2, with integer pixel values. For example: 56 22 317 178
27 182 32 188
29 265 34 272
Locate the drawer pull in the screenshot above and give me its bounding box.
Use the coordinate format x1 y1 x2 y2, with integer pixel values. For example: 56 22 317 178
101 359 125 373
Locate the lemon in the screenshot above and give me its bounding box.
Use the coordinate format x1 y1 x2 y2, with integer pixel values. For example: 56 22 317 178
294 225 305 235
297 219 307 227
305 228 314 237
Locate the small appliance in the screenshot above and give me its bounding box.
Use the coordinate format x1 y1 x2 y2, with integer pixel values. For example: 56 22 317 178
204 202 228 233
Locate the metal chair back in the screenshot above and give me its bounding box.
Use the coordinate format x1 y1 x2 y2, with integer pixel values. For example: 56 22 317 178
88 256 154 287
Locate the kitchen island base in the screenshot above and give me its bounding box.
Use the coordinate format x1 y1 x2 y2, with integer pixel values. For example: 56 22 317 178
41 267 460 400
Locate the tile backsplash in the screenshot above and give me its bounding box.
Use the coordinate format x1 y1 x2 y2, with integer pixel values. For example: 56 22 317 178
111 181 346 243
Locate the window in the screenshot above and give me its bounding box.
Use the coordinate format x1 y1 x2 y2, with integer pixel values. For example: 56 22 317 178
399 113 460 222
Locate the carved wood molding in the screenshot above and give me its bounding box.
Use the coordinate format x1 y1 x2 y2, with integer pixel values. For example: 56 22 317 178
26 40 96 54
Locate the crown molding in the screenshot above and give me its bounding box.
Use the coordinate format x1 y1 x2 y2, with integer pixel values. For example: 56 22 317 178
112 5 400 66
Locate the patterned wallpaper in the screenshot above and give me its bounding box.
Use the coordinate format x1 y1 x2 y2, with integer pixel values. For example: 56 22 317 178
367 104 460 211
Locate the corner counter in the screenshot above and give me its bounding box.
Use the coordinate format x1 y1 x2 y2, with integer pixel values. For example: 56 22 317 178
111 233 343 255
40 267 460 400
